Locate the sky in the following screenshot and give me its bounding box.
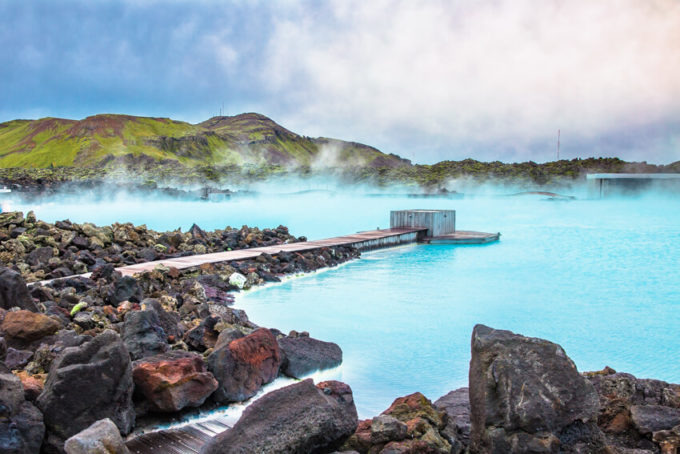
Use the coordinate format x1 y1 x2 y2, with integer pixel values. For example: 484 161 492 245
1 0 680 164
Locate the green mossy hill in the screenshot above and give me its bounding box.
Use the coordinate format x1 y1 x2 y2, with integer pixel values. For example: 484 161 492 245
0 112 411 169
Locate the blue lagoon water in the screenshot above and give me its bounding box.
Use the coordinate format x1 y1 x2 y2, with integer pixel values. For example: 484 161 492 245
9 191 680 417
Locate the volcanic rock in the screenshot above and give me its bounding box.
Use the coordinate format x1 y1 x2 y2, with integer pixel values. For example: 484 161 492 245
278 335 343 379
14 370 46 401
0 267 38 312
36 330 135 451
183 315 220 352
63 418 130 454
435 387 471 448
207 327 281 403
27 246 54 266
370 415 408 444
122 309 168 360
630 405 680 435
107 276 142 306
343 392 452 454
132 351 218 412
140 298 182 341
0 368 45 454
4 348 33 370
1 310 61 342
469 324 604 453
201 379 358 454
587 369 680 450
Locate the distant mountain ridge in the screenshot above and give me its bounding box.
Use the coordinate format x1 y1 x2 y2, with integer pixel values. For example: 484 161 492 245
0 112 411 169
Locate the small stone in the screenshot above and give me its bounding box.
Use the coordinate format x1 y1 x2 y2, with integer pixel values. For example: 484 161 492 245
228 272 247 289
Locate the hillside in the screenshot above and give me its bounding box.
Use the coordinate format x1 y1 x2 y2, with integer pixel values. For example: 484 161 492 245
0 112 411 169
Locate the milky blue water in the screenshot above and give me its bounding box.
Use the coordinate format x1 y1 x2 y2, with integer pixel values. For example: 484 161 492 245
8 190 680 417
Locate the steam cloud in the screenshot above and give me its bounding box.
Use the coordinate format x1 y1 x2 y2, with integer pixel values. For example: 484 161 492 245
3 0 679 163
260 0 680 163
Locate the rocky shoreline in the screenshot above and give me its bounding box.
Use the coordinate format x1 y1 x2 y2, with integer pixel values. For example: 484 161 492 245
0 211 358 452
1 211 679 453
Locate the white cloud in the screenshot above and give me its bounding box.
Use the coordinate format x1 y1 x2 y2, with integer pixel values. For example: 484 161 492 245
259 0 680 161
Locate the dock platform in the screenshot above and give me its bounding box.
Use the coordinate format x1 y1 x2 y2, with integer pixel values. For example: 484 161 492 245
423 230 500 244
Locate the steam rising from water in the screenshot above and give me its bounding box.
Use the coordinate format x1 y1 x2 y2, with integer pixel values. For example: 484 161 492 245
264 0 680 163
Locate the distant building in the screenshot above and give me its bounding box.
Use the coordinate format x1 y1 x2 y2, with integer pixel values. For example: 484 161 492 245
586 173 680 198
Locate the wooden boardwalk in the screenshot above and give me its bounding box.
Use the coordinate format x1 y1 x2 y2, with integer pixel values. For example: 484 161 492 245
33 227 501 287
127 416 231 453
116 227 425 277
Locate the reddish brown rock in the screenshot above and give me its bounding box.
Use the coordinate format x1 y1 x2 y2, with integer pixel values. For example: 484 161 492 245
207 327 281 403
13 370 46 401
1 310 60 341
342 393 453 454
342 419 373 453
383 392 445 429
132 351 218 412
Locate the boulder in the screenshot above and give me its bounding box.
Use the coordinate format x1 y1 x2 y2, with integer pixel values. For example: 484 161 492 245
37 330 135 451
1 310 61 341
652 425 680 454
132 351 218 412
435 387 471 449
201 379 358 454
630 405 680 435
383 392 445 428
383 393 451 453
63 418 130 454
370 415 408 444
588 371 680 436
343 392 452 454
140 298 182 340
278 335 343 378
0 267 38 312
4 348 33 370
107 276 142 306
122 309 168 360
0 369 45 454
207 328 281 403
27 246 54 266
183 315 220 352
469 325 604 454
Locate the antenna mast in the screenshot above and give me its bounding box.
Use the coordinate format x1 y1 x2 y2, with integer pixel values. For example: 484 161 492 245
557 129 560 161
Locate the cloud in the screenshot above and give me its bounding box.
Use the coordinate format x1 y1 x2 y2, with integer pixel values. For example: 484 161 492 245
1 0 679 163
260 0 680 162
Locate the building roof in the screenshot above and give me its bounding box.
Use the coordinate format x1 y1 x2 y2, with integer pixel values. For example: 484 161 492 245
586 173 680 180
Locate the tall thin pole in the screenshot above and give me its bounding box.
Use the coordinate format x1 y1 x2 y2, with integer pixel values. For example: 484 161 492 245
557 129 560 161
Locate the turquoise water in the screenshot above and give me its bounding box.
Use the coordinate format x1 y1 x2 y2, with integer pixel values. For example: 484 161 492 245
9 191 680 417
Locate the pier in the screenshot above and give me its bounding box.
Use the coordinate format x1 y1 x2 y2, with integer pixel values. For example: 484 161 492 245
115 227 425 277
34 209 499 286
